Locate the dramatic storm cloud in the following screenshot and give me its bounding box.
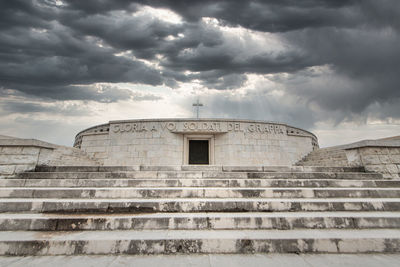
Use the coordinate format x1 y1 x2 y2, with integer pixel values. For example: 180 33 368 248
0 0 399 146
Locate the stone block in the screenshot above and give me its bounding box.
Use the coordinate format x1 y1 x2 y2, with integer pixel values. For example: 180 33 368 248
0 165 15 175
388 148 400 154
0 147 23 154
14 164 35 173
93 152 108 159
21 147 41 155
222 166 263 172
379 155 392 164
386 164 399 174
365 165 386 174
141 165 181 171
360 147 388 155
263 166 295 172
84 146 106 153
111 146 128 152
345 149 361 165
361 155 381 165
82 134 108 141
389 154 400 163
0 154 37 165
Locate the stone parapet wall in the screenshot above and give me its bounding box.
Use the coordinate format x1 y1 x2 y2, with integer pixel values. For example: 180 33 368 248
346 147 400 178
297 137 400 178
0 136 99 177
0 146 43 176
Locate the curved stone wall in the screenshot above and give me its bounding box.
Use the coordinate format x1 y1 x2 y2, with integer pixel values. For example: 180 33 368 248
74 119 318 166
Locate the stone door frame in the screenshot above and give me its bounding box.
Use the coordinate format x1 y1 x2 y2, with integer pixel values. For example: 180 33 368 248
183 134 215 165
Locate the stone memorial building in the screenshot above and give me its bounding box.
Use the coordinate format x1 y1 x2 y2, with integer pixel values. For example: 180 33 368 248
1 118 400 255
74 119 319 166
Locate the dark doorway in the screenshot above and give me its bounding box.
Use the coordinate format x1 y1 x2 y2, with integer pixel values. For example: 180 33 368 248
189 140 209 164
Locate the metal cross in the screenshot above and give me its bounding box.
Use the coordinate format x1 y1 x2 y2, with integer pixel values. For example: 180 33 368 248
192 98 203 119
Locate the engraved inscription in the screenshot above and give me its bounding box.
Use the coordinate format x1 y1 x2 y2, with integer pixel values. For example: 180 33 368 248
111 121 286 135
112 123 156 133
182 122 222 132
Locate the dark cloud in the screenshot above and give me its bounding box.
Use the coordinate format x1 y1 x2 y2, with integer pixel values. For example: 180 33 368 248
281 26 400 116
59 9 183 59
0 101 90 116
137 0 368 32
198 73 248 90
0 0 399 129
63 0 138 15
0 21 163 92
0 0 54 30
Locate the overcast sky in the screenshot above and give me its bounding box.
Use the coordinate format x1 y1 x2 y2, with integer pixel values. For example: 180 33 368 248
0 0 399 147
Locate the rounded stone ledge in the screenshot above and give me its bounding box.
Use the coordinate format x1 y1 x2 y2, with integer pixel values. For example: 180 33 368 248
74 118 318 166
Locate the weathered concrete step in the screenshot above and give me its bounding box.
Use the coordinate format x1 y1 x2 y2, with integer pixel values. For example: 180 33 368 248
299 162 351 167
2 187 400 199
1 229 400 255
300 159 348 164
247 172 382 179
299 160 350 166
303 154 347 161
15 171 383 180
300 166 364 172
1 198 400 213
302 152 346 157
1 178 399 188
34 165 364 173
302 150 345 156
298 158 348 163
2 212 400 231
35 166 223 172
4 254 400 266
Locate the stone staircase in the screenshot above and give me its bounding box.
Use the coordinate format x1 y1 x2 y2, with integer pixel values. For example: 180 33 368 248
296 148 350 167
1 165 400 255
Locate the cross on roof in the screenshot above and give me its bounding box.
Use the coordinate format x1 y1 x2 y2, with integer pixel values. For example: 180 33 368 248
193 98 203 119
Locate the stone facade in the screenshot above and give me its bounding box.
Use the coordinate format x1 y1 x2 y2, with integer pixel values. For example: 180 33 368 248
74 119 318 166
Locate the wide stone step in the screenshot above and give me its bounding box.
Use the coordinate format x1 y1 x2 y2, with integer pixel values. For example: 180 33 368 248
303 154 347 161
1 178 399 188
15 171 383 180
1 229 400 255
1 198 400 213
1 212 400 231
303 150 346 156
2 187 400 199
299 160 350 166
33 165 364 173
247 172 382 179
300 166 364 172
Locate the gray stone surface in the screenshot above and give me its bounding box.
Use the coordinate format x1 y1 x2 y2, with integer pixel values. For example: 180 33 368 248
74 119 318 166
1 165 400 255
13 170 383 179
2 187 400 199
1 254 400 267
1 178 399 188
2 198 400 213
0 137 99 177
297 136 400 178
1 229 400 254
1 212 400 231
